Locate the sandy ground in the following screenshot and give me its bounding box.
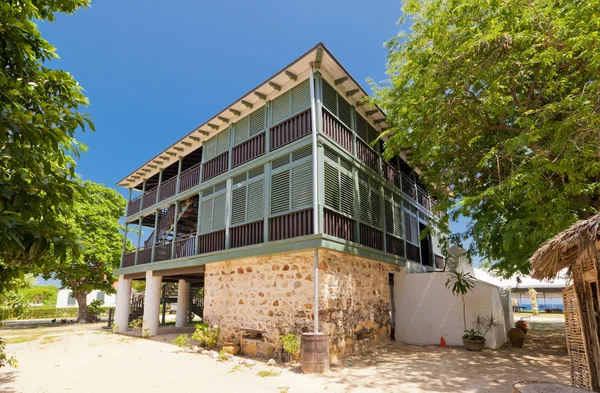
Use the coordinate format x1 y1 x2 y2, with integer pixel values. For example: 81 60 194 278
0 321 570 393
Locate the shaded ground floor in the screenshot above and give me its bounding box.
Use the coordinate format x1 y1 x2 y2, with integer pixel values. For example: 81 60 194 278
0 321 570 393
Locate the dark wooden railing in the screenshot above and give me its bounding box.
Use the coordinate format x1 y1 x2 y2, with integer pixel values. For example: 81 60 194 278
406 242 420 263
122 252 136 268
435 254 445 270
159 177 177 202
154 242 172 262
356 139 379 173
270 109 311 151
173 234 196 259
232 133 265 168
198 230 226 254
322 109 352 153
417 187 430 210
202 152 229 182
142 187 158 210
126 196 142 217
359 223 383 250
324 209 354 242
230 221 264 249
179 163 201 192
401 174 416 200
383 161 399 187
137 247 153 265
385 234 405 258
269 208 313 242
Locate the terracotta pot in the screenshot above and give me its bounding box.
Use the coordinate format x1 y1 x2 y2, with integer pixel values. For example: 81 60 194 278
462 338 486 351
515 320 529 335
222 340 240 355
508 328 525 348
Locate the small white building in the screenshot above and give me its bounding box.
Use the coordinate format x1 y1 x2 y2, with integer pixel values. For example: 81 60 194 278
56 289 116 308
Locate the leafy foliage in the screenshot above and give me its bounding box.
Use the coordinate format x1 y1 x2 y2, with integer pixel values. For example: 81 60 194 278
172 334 191 349
281 333 300 361
192 323 220 349
0 0 93 290
374 0 600 277
129 317 143 331
20 285 59 306
445 271 476 331
43 181 126 322
462 329 484 341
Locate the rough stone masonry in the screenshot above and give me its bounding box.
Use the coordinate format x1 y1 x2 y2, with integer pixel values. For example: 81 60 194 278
203 249 401 361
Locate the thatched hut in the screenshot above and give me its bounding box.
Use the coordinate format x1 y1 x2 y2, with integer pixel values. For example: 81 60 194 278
530 214 600 391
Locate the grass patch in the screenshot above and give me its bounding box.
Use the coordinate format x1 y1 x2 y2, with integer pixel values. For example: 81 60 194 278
5 330 50 344
229 364 243 373
278 387 290 393
258 369 281 377
40 336 58 345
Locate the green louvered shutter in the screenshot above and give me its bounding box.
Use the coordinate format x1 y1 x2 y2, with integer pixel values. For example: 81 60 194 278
216 128 230 155
359 180 371 223
271 170 290 214
367 124 378 145
292 161 312 210
292 80 311 114
322 80 337 116
247 179 264 221
355 114 367 142
249 106 266 136
204 136 218 160
234 117 249 145
212 193 226 230
231 185 247 225
394 203 403 238
338 97 352 128
271 91 291 125
200 199 213 234
340 171 354 216
324 162 339 210
371 185 382 227
385 197 394 234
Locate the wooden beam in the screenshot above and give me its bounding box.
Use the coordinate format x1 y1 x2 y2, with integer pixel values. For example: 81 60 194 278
285 70 297 81
365 110 378 116
241 100 253 109
217 116 229 124
148 164 157 169
159 156 169 160
189 136 200 142
152 265 205 277
374 119 386 124
197 130 209 136
335 76 348 85
254 91 267 101
140 168 152 173
173 147 184 152
229 108 241 116
268 81 281 91
166 152 177 156
181 141 192 147
314 48 323 69
346 89 359 97
207 123 219 130
152 160 162 165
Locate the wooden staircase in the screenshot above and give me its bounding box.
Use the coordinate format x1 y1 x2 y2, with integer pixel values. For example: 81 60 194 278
144 197 199 248
128 292 144 322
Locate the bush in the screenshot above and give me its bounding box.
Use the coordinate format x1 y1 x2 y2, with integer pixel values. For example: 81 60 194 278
282 333 300 362
172 334 190 349
0 306 113 320
20 286 58 306
191 323 220 349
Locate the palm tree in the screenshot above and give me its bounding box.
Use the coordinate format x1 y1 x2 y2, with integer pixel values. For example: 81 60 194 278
445 271 476 331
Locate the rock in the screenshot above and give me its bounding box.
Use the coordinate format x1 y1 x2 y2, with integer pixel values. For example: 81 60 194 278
225 353 233 360
210 350 219 358
201 350 210 355
245 360 257 367
191 345 199 352
267 358 277 366
236 358 247 364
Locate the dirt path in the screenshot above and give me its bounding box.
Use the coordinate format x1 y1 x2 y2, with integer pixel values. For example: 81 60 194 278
0 322 570 393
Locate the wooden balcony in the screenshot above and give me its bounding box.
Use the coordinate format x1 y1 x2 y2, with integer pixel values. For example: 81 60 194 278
324 209 354 242
202 152 229 182
269 208 313 242
359 223 383 251
232 133 265 168
322 109 352 153
159 177 177 202
179 163 201 193
356 139 379 173
271 109 311 151
230 221 264 249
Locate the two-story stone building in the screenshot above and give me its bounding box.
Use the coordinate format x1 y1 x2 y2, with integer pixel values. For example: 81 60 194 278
113 43 446 360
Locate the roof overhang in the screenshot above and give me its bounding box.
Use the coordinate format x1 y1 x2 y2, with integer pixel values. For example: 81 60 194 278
117 43 389 189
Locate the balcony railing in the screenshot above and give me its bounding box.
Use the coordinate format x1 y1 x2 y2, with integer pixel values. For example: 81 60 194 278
202 152 229 182
174 233 196 258
142 187 158 210
401 174 416 200
322 109 352 153
359 223 383 251
271 109 311 151
122 251 136 267
230 221 264 249
159 177 177 202
126 196 141 216
324 208 354 242
232 133 265 168
179 163 201 193
137 246 153 265
383 161 399 187
154 242 172 262
356 139 379 173
269 208 313 242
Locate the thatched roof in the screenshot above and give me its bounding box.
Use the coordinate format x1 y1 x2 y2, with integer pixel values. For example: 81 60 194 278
530 214 600 280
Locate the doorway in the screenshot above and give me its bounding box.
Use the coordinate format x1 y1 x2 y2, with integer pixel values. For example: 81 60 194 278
419 223 432 267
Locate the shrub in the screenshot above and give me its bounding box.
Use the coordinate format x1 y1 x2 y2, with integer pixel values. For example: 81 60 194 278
87 300 104 320
0 306 114 320
20 286 58 306
191 323 220 349
129 317 143 331
172 334 191 349
282 333 300 357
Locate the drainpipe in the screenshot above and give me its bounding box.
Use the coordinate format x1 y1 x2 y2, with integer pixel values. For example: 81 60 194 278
309 63 319 333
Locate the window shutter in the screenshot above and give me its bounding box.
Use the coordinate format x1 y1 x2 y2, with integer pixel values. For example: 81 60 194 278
385 198 394 233
291 161 312 210
249 106 266 136
324 162 339 210
200 199 213 234
393 203 403 237
272 91 291 125
404 210 418 244
247 179 264 221
338 97 352 128
234 117 249 145
367 124 378 145
272 155 290 169
271 170 290 214
231 185 247 225
216 128 230 155
359 181 371 223
371 186 382 227
204 136 217 160
322 80 337 115
212 193 226 230
340 171 354 216
292 80 311 114
292 145 312 161
355 115 367 141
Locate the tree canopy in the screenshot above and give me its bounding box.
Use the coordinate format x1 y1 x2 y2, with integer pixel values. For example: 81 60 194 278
44 181 126 321
374 0 600 277
0 0 93 290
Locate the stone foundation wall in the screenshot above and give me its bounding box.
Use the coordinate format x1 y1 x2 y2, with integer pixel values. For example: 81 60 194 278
203 249 401 361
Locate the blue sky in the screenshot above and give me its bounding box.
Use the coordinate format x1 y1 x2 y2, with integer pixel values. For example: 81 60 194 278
37 1 473 285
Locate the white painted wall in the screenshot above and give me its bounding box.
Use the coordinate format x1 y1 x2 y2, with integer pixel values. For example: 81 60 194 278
394 271 510 349
55 289 116 308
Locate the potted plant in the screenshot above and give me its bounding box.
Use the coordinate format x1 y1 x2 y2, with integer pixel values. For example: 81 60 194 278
462 329 486 351
445 271 477 349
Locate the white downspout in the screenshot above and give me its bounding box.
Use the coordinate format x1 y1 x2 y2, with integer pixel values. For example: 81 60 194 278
309 63 319 333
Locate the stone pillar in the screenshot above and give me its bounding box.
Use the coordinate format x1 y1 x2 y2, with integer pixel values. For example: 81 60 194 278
175 279 190 328
143 271 162 337
115 275 132 333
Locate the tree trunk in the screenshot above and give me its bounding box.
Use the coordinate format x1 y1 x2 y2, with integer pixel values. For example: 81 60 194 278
461 294 467 331
73 291 90 322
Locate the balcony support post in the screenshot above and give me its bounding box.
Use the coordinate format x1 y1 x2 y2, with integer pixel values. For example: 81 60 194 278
224 179 232 249
263 162 270 243
114 275 132 333
175 279 190 328
309 63 319 235
120 222 129 268
380 183 387 252
140 180 147 213
151 208 160 262
265 101 272 153
142 270 162 337
156 169 163 204
195 191 202 254
171 200 179 259
134 217 142 265
176 157 183 193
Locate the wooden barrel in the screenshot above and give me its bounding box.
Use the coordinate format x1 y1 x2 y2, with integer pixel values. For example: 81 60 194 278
301 333 329 374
